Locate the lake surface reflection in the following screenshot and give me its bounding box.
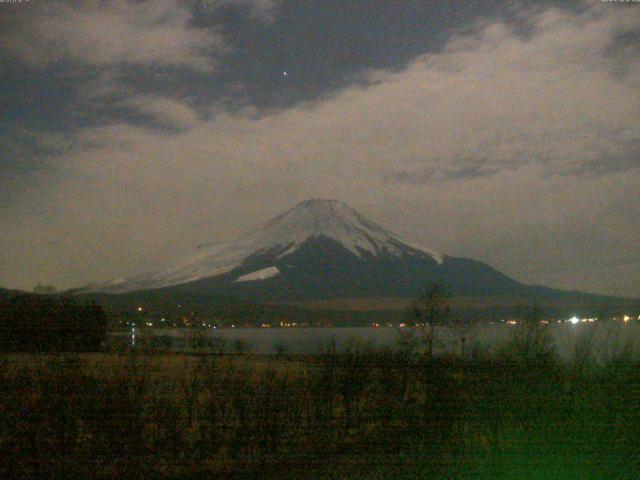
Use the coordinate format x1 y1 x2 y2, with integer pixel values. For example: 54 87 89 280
110 322 640 363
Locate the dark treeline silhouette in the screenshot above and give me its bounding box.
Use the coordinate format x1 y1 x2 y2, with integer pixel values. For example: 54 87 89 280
0 294 107 351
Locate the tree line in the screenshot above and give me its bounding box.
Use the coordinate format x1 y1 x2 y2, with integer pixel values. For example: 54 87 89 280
0 294 107 351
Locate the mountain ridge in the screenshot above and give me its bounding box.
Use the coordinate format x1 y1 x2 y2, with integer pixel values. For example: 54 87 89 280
81 199 637 310
88 199 443 294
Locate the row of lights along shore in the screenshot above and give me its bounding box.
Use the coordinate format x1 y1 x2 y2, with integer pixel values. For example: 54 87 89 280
128 305 639 329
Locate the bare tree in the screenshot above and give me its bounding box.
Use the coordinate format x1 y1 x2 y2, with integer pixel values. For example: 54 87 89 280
405 284 451 361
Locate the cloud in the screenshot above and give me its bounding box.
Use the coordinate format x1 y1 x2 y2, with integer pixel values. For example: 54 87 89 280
2 3 640 296
362 6 640 181
123 95 200 129
1 0 224 70
211 0 281 22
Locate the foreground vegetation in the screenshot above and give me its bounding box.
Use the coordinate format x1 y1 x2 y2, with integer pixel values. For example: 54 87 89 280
1 326 639 479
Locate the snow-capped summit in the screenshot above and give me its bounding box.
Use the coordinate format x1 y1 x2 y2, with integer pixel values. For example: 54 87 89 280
251 198 442 262
90 199 442 294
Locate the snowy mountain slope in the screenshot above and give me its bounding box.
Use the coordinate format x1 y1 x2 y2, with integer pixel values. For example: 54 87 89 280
90 199 443 294
79 198 629 305
235 266 280 282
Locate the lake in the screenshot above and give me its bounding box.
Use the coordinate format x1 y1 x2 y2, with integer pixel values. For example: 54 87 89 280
109 321 640 363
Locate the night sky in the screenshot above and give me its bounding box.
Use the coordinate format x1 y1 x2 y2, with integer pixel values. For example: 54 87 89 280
1 0 639 296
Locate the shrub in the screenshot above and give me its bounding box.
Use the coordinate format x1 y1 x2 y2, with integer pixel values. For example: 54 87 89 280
496 306 556 367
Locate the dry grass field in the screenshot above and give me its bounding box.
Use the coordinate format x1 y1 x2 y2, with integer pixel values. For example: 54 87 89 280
2 333 640 479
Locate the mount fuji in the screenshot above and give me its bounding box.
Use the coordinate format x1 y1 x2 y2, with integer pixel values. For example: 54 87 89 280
86 198 581 303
